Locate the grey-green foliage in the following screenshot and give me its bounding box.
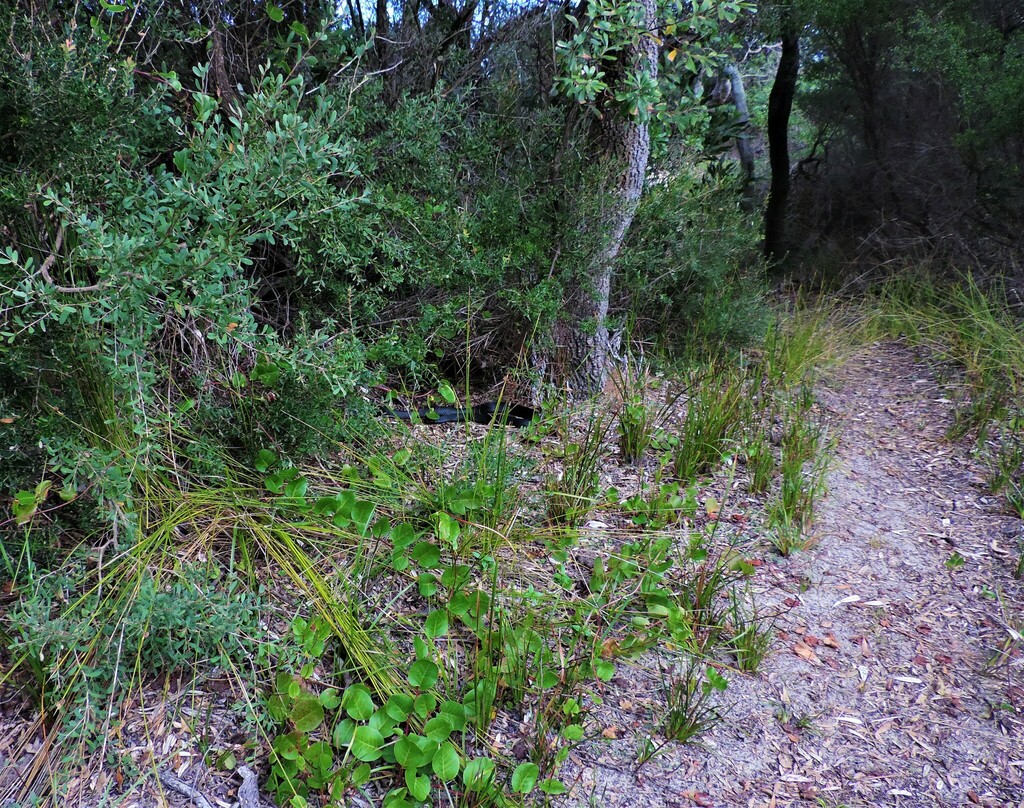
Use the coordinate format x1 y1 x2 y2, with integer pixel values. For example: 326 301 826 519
8 564 267 740
0 43 387 489
3 68 371 399
618 169 768 356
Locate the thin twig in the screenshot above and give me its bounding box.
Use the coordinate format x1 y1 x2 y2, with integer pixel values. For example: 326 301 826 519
37 228 103 294
158 770 216 808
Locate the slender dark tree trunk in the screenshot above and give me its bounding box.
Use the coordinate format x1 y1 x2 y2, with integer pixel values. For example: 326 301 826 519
764 26 800 260
555 0 657 395
346 0 365 39
373 0 389 67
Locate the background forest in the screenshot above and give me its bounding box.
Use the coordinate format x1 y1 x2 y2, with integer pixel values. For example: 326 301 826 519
0 0 1022 806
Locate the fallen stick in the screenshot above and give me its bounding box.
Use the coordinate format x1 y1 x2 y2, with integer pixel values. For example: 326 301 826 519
159 765 261 808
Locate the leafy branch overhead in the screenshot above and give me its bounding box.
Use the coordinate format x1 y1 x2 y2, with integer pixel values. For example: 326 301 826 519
555 0 752 119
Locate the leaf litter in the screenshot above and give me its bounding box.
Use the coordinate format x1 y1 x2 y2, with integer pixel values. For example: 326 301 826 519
558 342 1023 807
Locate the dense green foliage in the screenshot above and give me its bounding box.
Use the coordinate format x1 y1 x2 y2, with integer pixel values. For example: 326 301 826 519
785 0 1024 265
2 0 1022 805
0 1 766 509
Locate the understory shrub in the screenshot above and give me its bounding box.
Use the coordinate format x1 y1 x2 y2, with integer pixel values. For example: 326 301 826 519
0 31 567 519
618 169 769 357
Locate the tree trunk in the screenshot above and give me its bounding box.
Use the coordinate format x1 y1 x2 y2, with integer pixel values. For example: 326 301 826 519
764 26 800 260
724 63 754 183
205 0 237 107
372 0 389 68
555 0 657 395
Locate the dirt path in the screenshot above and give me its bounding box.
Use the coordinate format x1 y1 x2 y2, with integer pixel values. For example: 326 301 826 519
564 343 1024 808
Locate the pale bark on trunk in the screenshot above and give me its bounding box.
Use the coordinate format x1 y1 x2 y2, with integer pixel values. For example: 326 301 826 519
556 0 657 396
724 63 755 183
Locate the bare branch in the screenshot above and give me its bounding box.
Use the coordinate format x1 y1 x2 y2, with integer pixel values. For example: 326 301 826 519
37 228 103 294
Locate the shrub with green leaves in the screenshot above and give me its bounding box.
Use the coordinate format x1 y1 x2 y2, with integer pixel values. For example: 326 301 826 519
618 170 769 357
7 564 267 740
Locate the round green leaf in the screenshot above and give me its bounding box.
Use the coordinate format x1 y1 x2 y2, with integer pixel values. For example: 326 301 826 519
352 763 371 786
290 695 324 733
423 714 454 742
331 718 354 748
562 723 584 741
405 768 431 802
539 778 567 795
255 448 278 472
391 522 416 548
383 788 412 808
438 382 457 404
424 609 449 639
408 659 438 690
352 500 376 533
386 693 414 721
435 512 460 546
350 726 384 762
411 541 441 568
448 591 470 616
342 684 376 721
439 700 467 731
466 590 491 618
369 709 398 738
393 735 425 769
511 762 539 793
413 693 437 719
417 573 438 597
431 742 460 781
411 733 439 760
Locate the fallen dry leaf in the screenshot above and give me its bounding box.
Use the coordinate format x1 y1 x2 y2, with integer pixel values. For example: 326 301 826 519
792 641 820 663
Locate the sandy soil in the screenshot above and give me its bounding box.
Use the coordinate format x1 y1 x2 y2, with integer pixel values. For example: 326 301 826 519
560 343 1024 808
